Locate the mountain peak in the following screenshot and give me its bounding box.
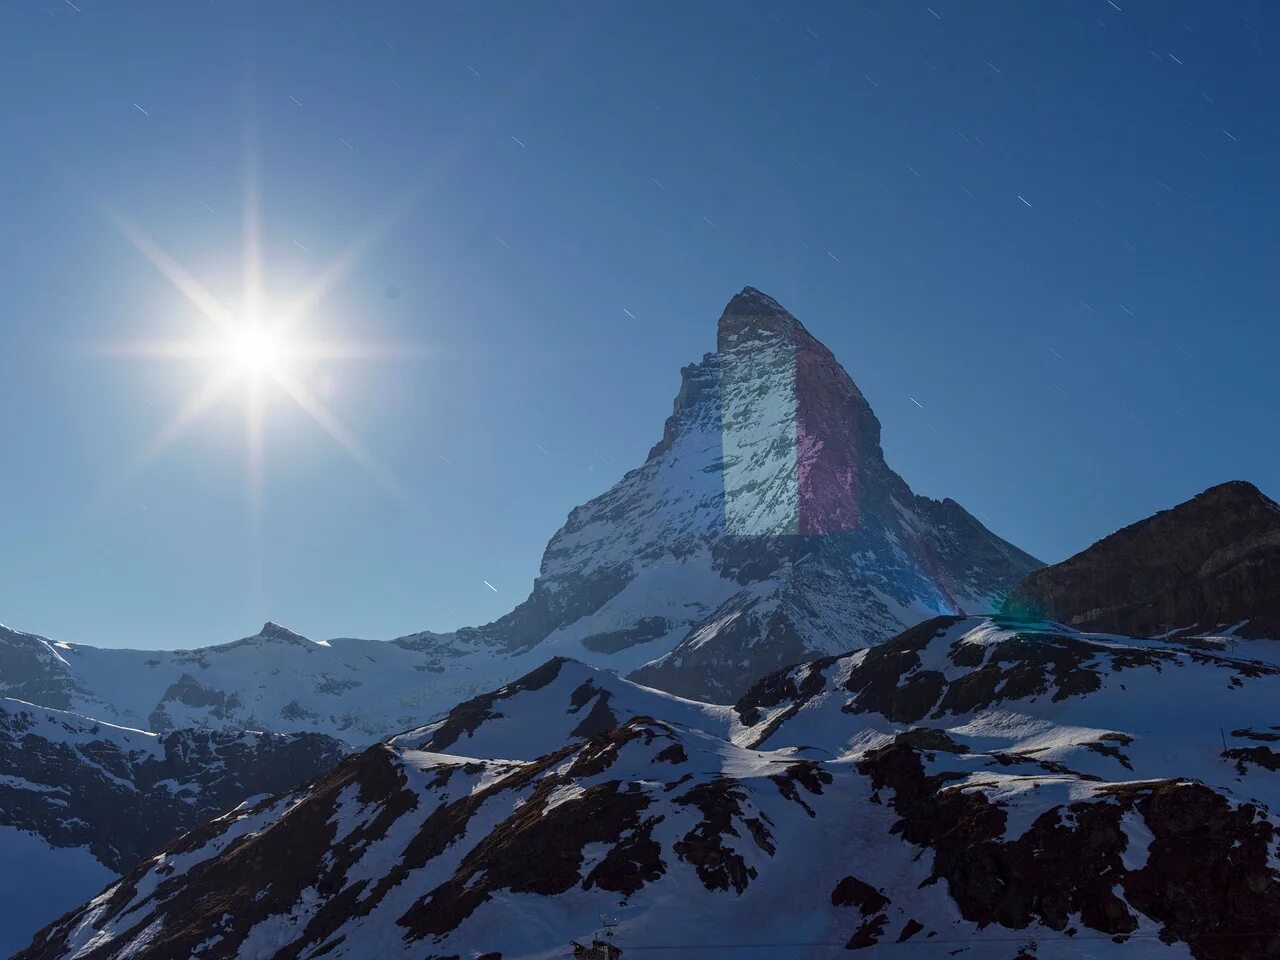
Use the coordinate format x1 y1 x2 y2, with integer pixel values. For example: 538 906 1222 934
718 285 806 346
254 622 310 644
713 286 887 539
724 285 789 314
1187 479 1277 514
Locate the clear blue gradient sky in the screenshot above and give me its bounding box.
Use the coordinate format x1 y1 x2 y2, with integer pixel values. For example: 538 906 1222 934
0 1 1276 648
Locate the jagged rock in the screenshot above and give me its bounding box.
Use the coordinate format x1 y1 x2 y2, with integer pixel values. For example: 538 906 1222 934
0 698 345 956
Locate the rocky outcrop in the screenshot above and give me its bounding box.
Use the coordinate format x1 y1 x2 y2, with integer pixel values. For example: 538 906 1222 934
0 698 347 873
1006 481 1280 638
0 696 348 955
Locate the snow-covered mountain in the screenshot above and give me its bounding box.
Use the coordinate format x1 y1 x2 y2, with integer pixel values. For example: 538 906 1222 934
498 285 1041 699
388 655 735 760
0 287 1039 748
0 698 345 958
22 613 1280 960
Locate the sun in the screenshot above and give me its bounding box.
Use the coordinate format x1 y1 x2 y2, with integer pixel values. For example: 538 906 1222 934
93 190 421 508
229 325 283 375
82 129 433 611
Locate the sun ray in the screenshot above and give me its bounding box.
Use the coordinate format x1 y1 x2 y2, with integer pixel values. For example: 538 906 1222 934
135 371 242 471
242 132 263 326
81 369 242 519
245 375 266 610
287 340 434 361
99 204 241 338
92 338 228 359
273 174 436 335
273 211 398 334
269 368 407 501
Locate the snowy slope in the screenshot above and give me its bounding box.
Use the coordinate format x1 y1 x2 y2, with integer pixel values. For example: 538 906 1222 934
21 615 1280 960
0 697 345 955
0 287 1039 747
390 655 735 760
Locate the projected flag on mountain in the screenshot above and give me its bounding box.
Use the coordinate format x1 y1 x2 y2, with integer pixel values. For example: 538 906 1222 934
718 288 863 537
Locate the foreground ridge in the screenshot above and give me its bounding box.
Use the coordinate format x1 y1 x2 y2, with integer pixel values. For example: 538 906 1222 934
20 615 1280 959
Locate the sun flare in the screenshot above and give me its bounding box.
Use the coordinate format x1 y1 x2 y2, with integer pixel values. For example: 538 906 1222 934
229 325 283 376
94 188 421 510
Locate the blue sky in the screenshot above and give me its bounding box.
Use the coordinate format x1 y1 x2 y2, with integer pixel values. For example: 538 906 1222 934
0 1 1276 649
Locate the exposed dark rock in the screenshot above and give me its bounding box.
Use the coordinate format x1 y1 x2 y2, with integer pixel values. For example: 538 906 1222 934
834 619 1208 725
1083 735 1134 771
672 779 770 894
0 699 346 873
401 779 657 937
653 743 688 765
1116 781 1280 960
1224 746 1280 773
568 682 619 739
1006 481 1280 639
147 674 244 731
733 654 840 746
895 727 970 755
831 875 888 913
0 627 93 710
858 741 1280 958
566 719 667 779
769 761 832 818
838 616 964 723
20 745 412 960
580 617 671 654
897 919 924 942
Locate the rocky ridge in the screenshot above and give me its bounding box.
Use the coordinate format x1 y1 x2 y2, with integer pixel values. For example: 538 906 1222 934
0 697 345 956
1006 480 1280 639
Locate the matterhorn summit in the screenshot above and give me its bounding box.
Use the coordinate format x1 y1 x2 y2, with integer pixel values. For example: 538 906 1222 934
444 286 1040 698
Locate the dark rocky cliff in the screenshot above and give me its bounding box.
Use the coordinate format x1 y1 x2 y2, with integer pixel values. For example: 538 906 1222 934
1006 480 1280 638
